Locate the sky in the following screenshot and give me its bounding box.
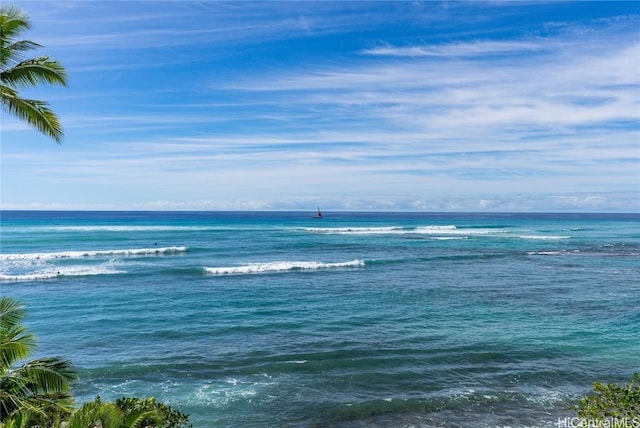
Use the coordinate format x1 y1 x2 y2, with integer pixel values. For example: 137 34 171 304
1 1 639 212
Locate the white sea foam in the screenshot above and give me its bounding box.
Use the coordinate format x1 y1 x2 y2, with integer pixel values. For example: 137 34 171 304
204 260 365 275
416 225 457 231
0 265 125 281
518 235 570 240
304 226 406 234
416 226 489 235
0 246 187 261
304 225 500 236
3 225 213 233
527 250 581 256
0 272 59 281
191 377 276 409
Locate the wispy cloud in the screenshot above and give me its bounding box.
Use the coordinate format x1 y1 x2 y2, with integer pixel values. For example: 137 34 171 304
360 40 544 57
2 1 638 211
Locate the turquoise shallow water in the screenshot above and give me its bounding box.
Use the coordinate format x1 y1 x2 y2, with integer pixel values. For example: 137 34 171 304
1 211 639 427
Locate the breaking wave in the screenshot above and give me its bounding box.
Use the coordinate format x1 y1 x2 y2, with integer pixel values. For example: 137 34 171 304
303 225 494 236
0 265 125 282
0 246 187 261
203 260 366 275
2 225 214 233
518 235 570 240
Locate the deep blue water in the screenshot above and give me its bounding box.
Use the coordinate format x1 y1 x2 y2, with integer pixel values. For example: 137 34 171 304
1 211 638 427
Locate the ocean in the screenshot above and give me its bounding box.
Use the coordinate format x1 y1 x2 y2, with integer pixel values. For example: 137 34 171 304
1 210 638 427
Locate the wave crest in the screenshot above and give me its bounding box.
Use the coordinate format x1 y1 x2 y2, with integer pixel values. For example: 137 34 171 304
0 265 125 282
204 260 365 275
304 225 460 235
0 246 187 261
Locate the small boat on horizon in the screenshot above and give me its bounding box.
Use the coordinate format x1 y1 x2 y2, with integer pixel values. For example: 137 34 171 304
313 206 323 219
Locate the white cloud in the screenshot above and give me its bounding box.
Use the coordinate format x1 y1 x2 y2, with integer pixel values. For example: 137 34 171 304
2 2 638 211
360 40 544 57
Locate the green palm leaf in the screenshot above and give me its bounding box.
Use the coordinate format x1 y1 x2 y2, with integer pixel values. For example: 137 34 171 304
0 411 30 428
0 6 31 46
63 398 124 428
0 5 68 143
0 297 35 372
0 295 28 328
2 40 42 65
0 85 64 143
20 357 78 391
0 297 77 424
1 56 68 87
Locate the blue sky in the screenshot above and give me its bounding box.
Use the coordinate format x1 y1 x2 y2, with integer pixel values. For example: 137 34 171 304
1 1 638 212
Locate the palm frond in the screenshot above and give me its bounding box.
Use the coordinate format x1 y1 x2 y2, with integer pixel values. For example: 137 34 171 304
0 333 35 373
1 6 67 143
19 357 78 390
0 297 35 371
0 7 31 68
0 411 31 428
1 5 36 71
1 56 68 87
0 375 45 422
0 85 64 143
0 297 27 329
128 410 166 428
1 358 76 422
1 40 42 69
0 298 78 423
64 399 124 428
18 390 76 424
0 6 31 40
5 40 42 54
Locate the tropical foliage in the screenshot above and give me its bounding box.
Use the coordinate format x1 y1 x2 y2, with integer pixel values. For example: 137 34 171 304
576 373 640 421
0 296 77 425
0 297 191 428
114 397 190 428
60 398 123 428
57 396 190 428
0 5 68 143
